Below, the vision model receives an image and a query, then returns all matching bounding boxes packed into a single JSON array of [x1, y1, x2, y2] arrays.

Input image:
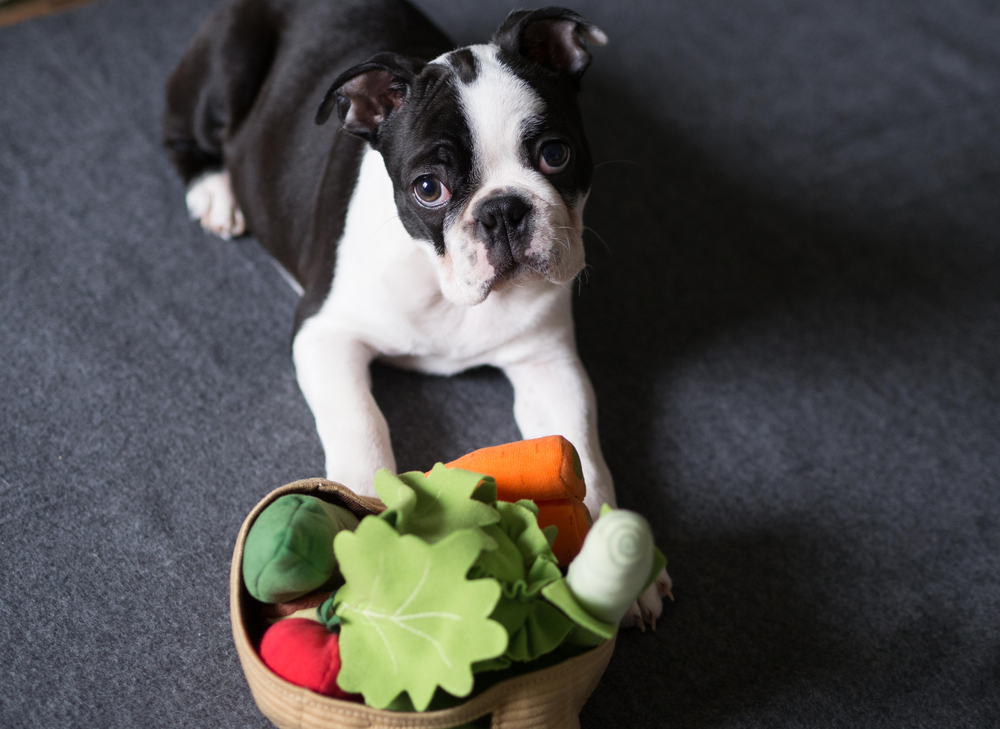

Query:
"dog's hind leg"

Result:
[[162, 0, 277, 238], [184, 171, 246, 239]]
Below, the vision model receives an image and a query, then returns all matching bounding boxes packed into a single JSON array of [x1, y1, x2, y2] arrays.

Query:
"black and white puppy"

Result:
[[164, 0, 669, 624]]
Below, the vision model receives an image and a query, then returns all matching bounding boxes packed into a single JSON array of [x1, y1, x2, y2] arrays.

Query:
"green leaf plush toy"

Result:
[[322, 465, 665, 710], [331, 518, 508, 711]]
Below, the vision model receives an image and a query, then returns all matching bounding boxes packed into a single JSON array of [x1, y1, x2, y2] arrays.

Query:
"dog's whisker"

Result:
[[372, 213, 402, 235], [536, 198, 569, 214], [583, 225, 612, 254], [593, 158, 638, 171]]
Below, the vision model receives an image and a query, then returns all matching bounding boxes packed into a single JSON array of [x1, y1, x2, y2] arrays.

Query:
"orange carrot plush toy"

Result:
[[444, 435, 592, 565]]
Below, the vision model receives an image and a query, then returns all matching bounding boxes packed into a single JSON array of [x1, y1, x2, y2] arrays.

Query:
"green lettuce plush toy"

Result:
[[320, 466, 666, 711]]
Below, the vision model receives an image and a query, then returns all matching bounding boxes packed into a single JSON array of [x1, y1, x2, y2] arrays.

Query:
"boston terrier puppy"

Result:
[[164, 0, 669, 624]]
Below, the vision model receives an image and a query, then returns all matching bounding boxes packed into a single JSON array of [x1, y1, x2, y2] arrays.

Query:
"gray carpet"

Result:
[[1, 0, 998, 726]]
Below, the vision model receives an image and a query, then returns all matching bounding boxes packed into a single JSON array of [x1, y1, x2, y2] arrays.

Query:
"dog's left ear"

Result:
[[493, 7, 607, 80], [316, 52, 424, 141]]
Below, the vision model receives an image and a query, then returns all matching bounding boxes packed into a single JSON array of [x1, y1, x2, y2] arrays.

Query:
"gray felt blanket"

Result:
[[1, 0, 998, 727]]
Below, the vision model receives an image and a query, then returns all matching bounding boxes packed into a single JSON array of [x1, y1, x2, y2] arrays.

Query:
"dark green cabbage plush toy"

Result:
[[242, 494, 358, 603]]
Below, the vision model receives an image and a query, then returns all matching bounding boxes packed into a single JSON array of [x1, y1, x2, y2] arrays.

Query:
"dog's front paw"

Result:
[[186, 170, 246, 239], [620, 566, 673, 631]]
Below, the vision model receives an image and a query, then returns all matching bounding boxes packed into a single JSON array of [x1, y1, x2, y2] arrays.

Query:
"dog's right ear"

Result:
[[316, 53, 423, 141]]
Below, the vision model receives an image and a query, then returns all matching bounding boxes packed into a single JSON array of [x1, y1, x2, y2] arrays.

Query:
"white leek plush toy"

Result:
[[566, 508, 656, 625]]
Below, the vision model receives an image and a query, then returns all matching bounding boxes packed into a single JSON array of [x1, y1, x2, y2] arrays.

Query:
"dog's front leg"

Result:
[[503, 348, 672, 628], [501, 348, 615, 518], [292, 323, 395, 497]]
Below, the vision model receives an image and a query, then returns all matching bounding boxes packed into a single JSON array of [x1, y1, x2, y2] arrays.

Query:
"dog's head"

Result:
[[317, 8, 606, 306]]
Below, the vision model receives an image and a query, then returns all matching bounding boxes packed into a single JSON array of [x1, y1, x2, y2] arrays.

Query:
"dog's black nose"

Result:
[[478, 195, 529, 230], [474, 194, 533, 266]]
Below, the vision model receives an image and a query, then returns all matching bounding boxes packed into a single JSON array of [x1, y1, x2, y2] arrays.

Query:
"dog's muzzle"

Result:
[[474, 193, 534, 275]]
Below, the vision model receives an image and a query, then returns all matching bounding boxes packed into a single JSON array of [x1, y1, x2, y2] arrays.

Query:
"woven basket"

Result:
[[230, 478, 616, 729]]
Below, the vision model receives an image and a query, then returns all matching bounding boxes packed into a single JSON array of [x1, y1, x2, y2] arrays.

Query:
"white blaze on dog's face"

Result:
[[319, 9, 606, 306], [435, 45, 587, 306]]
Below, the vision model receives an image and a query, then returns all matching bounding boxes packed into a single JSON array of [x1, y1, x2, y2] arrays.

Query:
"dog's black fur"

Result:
[[164, 0, 601, 332], [163, 0, 454, 330]]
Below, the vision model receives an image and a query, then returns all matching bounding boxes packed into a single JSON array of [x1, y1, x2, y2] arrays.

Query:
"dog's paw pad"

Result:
[[186, 171, 246, 239]]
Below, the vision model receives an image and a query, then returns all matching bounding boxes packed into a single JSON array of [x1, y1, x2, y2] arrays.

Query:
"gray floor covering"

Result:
[[1, 0, 998, 726]]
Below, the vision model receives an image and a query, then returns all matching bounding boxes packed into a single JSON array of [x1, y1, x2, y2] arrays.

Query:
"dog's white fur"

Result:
[[190, 40, 669, 625], [438, 46, 586, 306], [291, 145, 615, 515]]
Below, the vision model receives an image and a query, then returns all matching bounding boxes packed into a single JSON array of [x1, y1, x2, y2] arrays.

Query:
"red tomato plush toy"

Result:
[[259, 618, 357, 699]]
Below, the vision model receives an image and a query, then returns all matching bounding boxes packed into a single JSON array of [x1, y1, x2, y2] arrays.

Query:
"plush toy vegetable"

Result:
[[242, 494, 358, 603], [444, 436, 591, 566], [566, 506, 656, 624], [260, 590, 332, 623], [322, 464, 665, 710], [258, 618, 357, 699], [243, 437, 668, 711], [328, 516, 508, 710]]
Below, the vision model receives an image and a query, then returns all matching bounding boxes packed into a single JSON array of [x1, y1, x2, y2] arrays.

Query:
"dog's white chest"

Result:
[[311, 149, 570, 374]]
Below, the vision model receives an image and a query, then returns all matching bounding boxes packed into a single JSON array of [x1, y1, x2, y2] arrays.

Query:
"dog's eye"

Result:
[[539, 141, 570, 174], [413, 175, 451, 207]]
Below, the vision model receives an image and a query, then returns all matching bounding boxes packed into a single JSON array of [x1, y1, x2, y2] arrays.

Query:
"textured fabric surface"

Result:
[[1, 0, 998, 727]]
